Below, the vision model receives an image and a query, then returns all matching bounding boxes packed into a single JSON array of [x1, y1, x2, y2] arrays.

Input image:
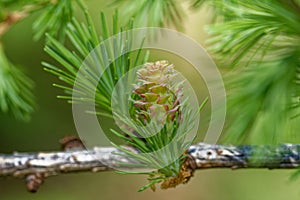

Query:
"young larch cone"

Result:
[[131, 60, 183, 125]]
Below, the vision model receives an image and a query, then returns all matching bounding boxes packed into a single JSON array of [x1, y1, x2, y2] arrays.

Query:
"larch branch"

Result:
[[1, 143, 300, 180]]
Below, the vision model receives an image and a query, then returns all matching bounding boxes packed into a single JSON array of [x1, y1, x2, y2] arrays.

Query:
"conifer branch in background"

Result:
[[0, 45, 35, 120], [0, 0, 83, 120], [110, 0, 185, 30], [195, 0, 300, 144]]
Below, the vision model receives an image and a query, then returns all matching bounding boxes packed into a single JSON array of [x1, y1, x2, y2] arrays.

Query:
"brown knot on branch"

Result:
[[161, 154, 197, 189]]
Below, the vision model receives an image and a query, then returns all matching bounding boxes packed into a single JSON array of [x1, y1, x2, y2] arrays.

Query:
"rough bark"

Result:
[[1, 143, 300, 180]]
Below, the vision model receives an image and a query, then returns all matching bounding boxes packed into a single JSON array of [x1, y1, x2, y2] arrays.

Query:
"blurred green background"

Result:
[[1, 1, 300, 200]]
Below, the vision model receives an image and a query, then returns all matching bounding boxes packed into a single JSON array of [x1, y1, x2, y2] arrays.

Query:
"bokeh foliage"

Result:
[[0, 0, 82, 120], [202, 0, 300, 144]]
